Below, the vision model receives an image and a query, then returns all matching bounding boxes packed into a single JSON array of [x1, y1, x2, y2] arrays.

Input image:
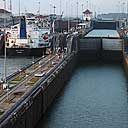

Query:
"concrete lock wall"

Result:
[[42, 54, 77, 113], [0, 53, 77, 128], [102, 39, 122, 51], [102, 39, 123, 62], [79, 38, 102, 50], [123, 55, 128, 77], [124, 37, 128, 53], [92, 21, 118, 30], [78, 38, 102, 61], [78, 37, 123, 62]]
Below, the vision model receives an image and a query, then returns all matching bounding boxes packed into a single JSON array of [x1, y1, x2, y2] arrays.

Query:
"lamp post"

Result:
[[38, 1, 40, 16], [127, 1, 128, 19], [10, 0, 12, 13], [19, 0, 20, 17], [60, 0, 62, 15], [2, 0, 9, 99], [52, 5, 56, 33], [122, 2, 125, 14], [3, 0, 7, 85], [86, 1, 88, 9], [76, 1, 78, 19], [66, 0, 70, 32], [53, 5, 56, 15], [82, 4, 84, 21], [50, 3, 52, 14]]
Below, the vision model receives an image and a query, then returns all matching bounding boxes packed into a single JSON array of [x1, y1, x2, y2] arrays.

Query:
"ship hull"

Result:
[[6, 48, 46, 57]]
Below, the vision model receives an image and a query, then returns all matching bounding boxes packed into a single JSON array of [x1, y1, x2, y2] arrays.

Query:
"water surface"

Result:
[[38, 63, 128, 128], [0, 57, 32, 79]]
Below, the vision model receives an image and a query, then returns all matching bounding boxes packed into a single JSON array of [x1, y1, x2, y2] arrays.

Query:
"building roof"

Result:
[[83, 9, 92, 14], [0, 9, 11, 14]]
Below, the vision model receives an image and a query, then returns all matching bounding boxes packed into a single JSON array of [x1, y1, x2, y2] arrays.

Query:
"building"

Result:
[[83, 9, 92, 21], [0, 9, 12, 20], [0, 9, 12, 27]]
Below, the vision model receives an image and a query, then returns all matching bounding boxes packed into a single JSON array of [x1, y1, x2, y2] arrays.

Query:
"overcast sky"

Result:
[[0, 0, 127, 16]]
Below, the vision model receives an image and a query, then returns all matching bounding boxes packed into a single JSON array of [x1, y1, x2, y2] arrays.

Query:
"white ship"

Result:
[[5, 16, 52, 56]]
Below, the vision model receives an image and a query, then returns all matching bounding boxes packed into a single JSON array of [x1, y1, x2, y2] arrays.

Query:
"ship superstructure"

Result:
[[5, 16, 52, 56]]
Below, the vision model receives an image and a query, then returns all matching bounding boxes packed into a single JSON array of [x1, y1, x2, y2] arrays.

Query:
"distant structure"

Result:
[[83, 9, 92, 21], [0, 9, 12, 22], [97, 13, 128, 20], [25, 13, 35, 18]]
